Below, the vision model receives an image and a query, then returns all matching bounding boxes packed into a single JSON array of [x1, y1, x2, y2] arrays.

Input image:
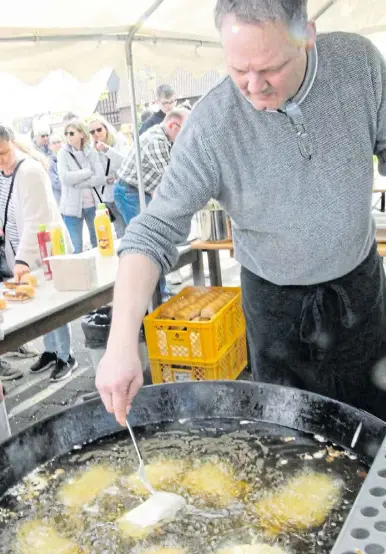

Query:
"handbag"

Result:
[[68, 152, 116, 223]]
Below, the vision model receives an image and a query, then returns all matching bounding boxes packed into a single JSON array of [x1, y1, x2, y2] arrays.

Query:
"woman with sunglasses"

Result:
[[57, 120, 107, 253], [88, 115, 128, 238]]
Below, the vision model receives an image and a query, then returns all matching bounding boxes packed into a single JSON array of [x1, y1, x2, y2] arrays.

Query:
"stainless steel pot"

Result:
[[196, 201, 232, 241]]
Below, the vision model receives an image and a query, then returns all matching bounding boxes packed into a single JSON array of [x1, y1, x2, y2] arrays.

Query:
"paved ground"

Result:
[[3, 249, 242, 436]]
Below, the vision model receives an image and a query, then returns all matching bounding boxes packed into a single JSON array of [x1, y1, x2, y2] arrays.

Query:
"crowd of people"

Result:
[[0, 83, 191, 398]]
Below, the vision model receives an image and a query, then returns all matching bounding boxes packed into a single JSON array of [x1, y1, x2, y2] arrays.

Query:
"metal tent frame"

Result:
[[0, 0, 337, 209]]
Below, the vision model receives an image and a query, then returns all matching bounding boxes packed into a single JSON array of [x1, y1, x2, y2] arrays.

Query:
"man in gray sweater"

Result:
[[96, 0, 386, 424]]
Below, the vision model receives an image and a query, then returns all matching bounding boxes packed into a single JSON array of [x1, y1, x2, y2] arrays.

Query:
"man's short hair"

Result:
[[214, 0, 308, 30], [164, 107, 190, 125], [156, 84, 175, 101]]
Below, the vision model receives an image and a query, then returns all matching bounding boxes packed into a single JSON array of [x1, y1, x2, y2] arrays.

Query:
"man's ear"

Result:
[[305, 21, 316, 51]]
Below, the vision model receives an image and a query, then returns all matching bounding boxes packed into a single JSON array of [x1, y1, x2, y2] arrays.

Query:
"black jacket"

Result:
[[139, 110, 165, 135]]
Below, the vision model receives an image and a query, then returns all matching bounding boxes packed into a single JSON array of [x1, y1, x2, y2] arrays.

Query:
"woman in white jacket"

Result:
[[88, 115, 127, 238], [0, 124, 77, 384], [57, 120, 108, 253]]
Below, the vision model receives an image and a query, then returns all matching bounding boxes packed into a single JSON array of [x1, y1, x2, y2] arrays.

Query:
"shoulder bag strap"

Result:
[[3, 159, 26, 254]]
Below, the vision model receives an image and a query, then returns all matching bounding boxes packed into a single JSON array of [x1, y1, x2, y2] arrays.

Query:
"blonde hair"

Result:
[[88, 113, 117, 148], [64, 119, 91, 149], [0, 124, 48, 170]]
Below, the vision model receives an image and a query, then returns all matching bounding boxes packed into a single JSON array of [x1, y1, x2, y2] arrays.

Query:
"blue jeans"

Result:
[[114, 181, 151, 225], [114, 181, 168, 295], [43, 324, 71, 362], [63, 207, 97, 254]]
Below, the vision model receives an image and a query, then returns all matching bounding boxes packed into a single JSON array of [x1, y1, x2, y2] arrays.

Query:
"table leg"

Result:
[[382, 193, 385, 213], [192, 250, 205, 286], [207, 250, 222, 287]]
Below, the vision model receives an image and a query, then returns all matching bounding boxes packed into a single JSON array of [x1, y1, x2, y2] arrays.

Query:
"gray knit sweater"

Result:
[[119, 32, 386, 286]]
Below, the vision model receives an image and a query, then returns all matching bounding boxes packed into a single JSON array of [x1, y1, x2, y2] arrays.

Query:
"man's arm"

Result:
[[370, 42, 386, 175], [96, 121, 219, 425], [147, 137, 170, 176]]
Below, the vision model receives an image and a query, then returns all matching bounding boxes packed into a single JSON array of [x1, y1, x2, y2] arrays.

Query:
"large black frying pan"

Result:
[[0, 381, 385, 497]]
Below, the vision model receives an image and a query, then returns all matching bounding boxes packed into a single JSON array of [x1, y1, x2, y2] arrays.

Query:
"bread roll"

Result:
[[174, 291, 218, 321], [3, 280, 18, 290], [4, 285, 35, 301], [21, 274, 37, 287], [201, 292, 234, 320], [159, 289, 209, 319]]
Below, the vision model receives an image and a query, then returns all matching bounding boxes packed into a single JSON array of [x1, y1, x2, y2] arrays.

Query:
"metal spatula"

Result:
[[121, 420, 186, 529], [126, 421, 155, 495]]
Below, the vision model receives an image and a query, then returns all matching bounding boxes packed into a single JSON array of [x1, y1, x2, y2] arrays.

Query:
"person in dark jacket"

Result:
[[139, 85, 177, 135]]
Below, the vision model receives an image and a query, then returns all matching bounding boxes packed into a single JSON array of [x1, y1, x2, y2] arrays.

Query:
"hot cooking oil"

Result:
[[0, 420, 368, 554]]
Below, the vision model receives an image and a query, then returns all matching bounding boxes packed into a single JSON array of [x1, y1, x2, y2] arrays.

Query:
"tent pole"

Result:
[[125, 0, 165, 213], [125, 40, 146, 212], [312, 0, 340, 21]]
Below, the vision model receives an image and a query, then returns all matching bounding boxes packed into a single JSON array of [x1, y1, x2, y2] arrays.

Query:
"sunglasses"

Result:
[[64, 131, 76, 137], [90, 127, 103, 135]]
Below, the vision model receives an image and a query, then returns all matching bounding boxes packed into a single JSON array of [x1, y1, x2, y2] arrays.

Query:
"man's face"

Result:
[[221, 15, 315, 111], [36, 133, 49, 147], [49, 138, 63, 154], [166, 116, 188, 143], [158, 95, 177, 114]]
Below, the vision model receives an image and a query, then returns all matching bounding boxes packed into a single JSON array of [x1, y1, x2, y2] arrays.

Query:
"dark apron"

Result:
[[241, 242, 386, 421]]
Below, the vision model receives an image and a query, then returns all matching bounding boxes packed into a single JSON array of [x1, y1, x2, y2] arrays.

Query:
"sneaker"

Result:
[[50, 356, 78, 383], [30, 352, 57, 374], [0, 359, 23, 381], [8, 345, 39, 359], [67, 355, 78, 372]]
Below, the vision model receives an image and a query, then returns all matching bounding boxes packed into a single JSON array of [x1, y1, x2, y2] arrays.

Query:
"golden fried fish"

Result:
[[254, 472, 341, 535], [124, 459, 186, 496], [58, 466, 119, 509], [182, 460, 248, 507], [16, 520, 86, 554]]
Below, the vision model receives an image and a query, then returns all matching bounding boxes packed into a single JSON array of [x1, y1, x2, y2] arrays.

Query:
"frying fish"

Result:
[[124, 459, 186, 496], [182, 460, 248, 507], [254, 472, 341, 535], [16, 520, 86, 554], [58, 466, 119, 509]]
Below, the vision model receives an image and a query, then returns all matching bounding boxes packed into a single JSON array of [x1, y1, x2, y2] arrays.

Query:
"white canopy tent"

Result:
[[1, 0, 386, 84], [1, 0, 386, 208]]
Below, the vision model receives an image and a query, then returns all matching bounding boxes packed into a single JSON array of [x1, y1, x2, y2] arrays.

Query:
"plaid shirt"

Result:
[[117, 124, 172, 194]]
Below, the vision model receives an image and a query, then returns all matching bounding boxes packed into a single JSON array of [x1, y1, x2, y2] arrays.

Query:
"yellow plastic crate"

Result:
[[144, 286, 245, 363], [150, 333, 248, 384]]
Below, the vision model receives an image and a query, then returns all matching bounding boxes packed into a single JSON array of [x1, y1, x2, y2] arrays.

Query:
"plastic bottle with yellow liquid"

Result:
[[50, 226, 66, 256], [94, 203, 115, 256]]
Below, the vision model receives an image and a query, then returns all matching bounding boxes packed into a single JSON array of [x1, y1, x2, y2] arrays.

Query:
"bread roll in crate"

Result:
[[144, 286, 245, 363]]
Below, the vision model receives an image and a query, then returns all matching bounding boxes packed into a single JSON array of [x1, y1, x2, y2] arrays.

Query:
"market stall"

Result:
[[0, 243, 204, 355]]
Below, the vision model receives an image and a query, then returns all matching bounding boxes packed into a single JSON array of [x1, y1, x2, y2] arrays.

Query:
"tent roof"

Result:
[[1, 0, 386, 84]]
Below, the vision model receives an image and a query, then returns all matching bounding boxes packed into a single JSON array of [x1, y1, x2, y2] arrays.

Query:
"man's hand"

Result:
[[95, 142, 109, 153], [96, 347, 144, 426], [13, 263, 30, 283]]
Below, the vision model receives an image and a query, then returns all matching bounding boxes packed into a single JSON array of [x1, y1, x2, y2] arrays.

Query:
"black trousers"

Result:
[[241, 242, 386, 421]]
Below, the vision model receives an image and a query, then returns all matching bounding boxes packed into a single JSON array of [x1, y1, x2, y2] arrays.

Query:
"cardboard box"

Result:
[[46, 255, 97, 291]]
